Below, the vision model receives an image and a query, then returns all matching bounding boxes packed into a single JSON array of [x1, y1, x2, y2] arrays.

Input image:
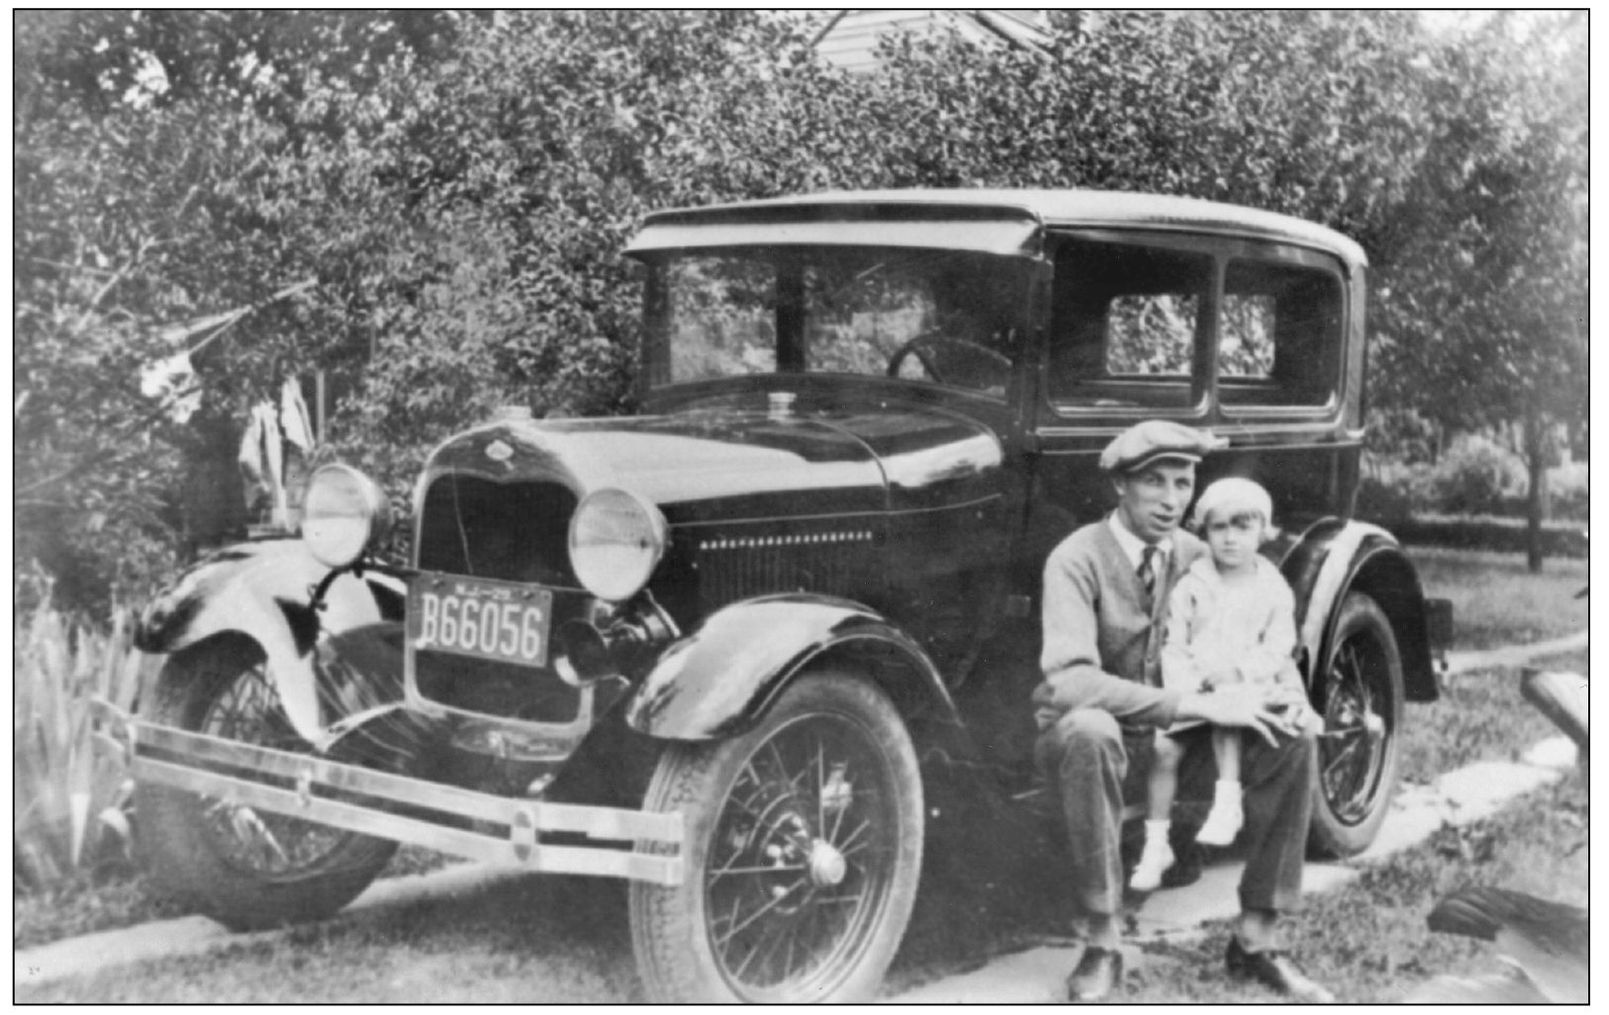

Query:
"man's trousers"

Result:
[[1034, 708, 1316, 917]]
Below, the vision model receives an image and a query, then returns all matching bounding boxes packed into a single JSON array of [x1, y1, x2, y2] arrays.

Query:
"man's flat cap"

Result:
[[1099, 420, 1225, 474]]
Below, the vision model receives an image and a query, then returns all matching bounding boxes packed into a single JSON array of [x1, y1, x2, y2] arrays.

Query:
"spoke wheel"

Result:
[[631, 671, 923, 1002], [1308, 593, 1404, 858], [195, 665, 355, 879], [136, 636, 396, 930]]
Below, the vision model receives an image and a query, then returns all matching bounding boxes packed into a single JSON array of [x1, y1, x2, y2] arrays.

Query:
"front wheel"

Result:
[[135, 636, 397, 929], [630, 671, 924, 1002], [1308, 593, 1405, 858]]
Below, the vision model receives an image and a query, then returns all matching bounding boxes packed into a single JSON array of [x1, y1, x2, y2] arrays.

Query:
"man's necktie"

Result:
[[1138, 545, 1159, 599]]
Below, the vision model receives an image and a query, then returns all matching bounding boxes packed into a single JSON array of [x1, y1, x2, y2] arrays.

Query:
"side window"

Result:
[[1107, 294, 1199, 374], [1219, 259, 1342, 408], [1049, 241, 1212, 409]]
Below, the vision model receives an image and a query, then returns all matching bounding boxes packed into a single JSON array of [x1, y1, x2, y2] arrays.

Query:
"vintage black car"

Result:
[[109, 190, 1448, 1002]]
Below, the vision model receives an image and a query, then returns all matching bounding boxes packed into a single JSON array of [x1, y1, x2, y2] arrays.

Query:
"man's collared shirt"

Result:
[[1107, 511, 1174, 573]]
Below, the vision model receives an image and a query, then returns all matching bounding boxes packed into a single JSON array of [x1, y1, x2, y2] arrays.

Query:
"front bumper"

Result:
[[91, 701, 684, 886]]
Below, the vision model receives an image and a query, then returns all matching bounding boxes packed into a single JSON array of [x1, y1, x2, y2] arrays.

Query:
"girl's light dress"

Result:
[[1159, 555, 1303, 733]]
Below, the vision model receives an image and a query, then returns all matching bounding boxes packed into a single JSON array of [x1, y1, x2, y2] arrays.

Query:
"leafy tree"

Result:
[[1366, 14, 1587, 569], [14, 10, 465, 121], [13, 13, 453, 607], [13, 9, 1587, 606]]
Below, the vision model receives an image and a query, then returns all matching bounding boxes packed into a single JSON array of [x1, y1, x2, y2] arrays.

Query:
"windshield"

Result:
[[642, 247, 1030, 397]]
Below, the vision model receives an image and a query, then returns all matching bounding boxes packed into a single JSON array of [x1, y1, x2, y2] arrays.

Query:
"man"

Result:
[[1034, 420, 1332, 1003]]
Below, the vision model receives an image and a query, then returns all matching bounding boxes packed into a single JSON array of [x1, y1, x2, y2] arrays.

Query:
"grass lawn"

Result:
[[1397, 651, 1583, 784], [880, 654, 1586, 1000], [17, 875, 642, 1003], [1406, 545, 1587, 650], [12, 844, 454, 952], [1121, 772, 1587, 1004], [22, 765, 1583, 1004], [15, 547, 1588, 999]]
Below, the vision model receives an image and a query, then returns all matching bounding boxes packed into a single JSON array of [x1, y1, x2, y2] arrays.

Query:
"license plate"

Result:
[[407, 573, 554, 667]]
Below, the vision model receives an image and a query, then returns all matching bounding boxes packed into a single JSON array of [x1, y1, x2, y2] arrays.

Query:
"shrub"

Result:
[[1357, 452, 1437, 526], [1364, 407, 1439, 465], [1391, 514, 1587, 558], [13, 595, 146, 891], [1428, 434, 1527, 516], [1547, 460, 1589, 521]]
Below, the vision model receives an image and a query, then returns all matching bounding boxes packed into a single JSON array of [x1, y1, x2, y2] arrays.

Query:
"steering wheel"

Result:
[[886, 332, 1013, 389]]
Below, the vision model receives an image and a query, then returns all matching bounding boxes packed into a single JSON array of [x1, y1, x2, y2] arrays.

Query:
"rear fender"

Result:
[[624, 594, 959, 741], [136, 539, 406, 741], [1281, 519, 1439, 703]]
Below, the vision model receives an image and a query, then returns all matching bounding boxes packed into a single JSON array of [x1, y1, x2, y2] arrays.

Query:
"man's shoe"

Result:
[[1065, 946, 1124, 1002], [1226, 937, 1335, 1003]]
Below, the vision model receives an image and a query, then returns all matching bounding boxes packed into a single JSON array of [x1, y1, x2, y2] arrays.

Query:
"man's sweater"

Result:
[[1033, 519, 1208, 731]]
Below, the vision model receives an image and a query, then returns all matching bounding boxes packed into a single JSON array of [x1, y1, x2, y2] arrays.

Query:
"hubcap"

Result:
[[808, 839, 848, 887]]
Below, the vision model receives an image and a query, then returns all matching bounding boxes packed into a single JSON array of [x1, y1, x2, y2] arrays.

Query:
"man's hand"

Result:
[[1179, 685, 1293, 747], [1267, 683, 1324, 737]]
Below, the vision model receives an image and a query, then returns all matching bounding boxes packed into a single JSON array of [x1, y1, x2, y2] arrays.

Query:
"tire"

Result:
[[135, 636, 397, 930], [629, 671, 924, 1002], [1308, 593, 1405, 858]]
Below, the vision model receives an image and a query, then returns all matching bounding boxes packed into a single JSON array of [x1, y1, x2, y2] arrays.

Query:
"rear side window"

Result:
[[1049, 241, 1212, 410], [1218, 259, 1342, 409]]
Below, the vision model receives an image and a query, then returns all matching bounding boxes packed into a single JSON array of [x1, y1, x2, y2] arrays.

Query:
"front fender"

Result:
[[137, 539, 406, 741], [624, 594, 957, 740], [1281, 519, 1439, 703]]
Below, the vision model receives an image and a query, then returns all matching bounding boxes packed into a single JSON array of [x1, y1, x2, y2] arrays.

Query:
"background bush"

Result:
[[1427, 434, 1529, 516], [1359, 431, 1586, 528], [1544, 461, 1590, 522]]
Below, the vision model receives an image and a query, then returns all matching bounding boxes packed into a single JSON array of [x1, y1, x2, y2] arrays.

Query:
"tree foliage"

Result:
[[13, 10, 1588, 604]]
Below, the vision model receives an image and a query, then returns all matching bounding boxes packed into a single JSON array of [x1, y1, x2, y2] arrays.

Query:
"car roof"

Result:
[[632, 188, 1367, 268]]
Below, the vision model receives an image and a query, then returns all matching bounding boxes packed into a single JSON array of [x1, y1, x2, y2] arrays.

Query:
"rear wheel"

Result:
[[136, 637, 396, 930], [630, 671, 923, 1002], [1308, 593, 1404, 858]]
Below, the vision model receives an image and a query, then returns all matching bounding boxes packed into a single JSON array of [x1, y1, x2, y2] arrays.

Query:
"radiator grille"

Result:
[[412, 651, 582, 724], [417, 476, 578, 586]]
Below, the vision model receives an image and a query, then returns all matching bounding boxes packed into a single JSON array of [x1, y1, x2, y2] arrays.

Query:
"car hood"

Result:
[[422, 406, 1004, 525]]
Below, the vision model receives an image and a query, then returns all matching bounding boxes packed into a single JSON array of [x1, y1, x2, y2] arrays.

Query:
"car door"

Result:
[[1022, 231, 1219, 568]]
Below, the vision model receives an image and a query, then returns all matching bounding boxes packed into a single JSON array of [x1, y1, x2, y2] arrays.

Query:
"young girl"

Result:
[[1129, 477, 1309, 892]]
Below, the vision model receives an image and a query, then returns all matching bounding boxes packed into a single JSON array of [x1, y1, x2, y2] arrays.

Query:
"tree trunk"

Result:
[[1524, 407, 1546, 573]]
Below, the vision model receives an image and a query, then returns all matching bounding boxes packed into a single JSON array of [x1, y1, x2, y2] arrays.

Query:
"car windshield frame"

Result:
[[636, 245, 1035, 401]]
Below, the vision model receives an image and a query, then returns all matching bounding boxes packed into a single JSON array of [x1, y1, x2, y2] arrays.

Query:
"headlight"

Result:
[[301, 464, 387, 568], [568, 487, 668, 601]]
